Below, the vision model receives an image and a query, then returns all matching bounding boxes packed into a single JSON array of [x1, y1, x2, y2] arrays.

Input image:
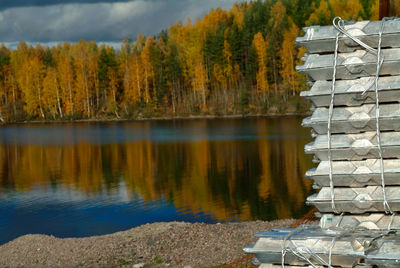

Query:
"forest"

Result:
[[0, 0, 383, 122]]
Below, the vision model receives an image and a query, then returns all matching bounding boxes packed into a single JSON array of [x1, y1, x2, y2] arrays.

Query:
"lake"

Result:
[[0, 117, 314, 245]]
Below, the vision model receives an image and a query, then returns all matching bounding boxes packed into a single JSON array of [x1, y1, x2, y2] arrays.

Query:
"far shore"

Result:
[[3, 111, 311, 125]]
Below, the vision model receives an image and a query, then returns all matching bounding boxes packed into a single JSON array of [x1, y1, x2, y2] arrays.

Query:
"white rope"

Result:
[[289, 246, 328, 268], [335, 212, 345, 228], [281, 227, 300, 268], [281, 225, 336, 268], [326, 30, 340, 214], [284, 239, 335, 268], [332, 17, 377, 96], [328, 236, 337, 267], [388, 212, 396, 231], [370, 17, 392, 214]]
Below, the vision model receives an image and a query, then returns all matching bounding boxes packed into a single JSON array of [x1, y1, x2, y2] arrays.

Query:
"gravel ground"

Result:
[[0, 219, 296, 268]]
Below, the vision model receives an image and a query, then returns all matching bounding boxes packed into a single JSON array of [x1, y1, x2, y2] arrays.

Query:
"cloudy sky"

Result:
[[0, 0, 240, 48]]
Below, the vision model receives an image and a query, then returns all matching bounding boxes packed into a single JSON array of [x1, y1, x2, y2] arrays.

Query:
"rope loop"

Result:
[[332, 16, 377, 55]]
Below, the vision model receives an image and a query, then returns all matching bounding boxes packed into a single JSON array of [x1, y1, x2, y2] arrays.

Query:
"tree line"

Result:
[[0, 0, 380, 122]]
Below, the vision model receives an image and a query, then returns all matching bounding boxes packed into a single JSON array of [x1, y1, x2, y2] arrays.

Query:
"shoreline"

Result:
[[4, 112, 311, 125], [0, 219, 296, 267]]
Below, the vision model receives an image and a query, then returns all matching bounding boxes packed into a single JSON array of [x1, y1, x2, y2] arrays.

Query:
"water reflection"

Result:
[[0, 117, 314, 243]]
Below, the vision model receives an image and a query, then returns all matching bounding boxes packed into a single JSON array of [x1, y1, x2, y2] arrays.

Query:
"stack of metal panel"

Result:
[[244, 18, 400, 267]]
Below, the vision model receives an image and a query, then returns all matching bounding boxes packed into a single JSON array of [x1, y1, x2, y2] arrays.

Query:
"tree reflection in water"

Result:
[[0, 117, 314, 222]]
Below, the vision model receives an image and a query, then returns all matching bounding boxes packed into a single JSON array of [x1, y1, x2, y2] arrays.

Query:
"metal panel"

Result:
[[306, 159, 400, 187], [301, 76, 400, 107], [307, 186, 400, 213], [320, 213, 400, 230], [296, 48, 400, 80], [296, 19, 400, 53], [303, 103, 400, 134], [304, 131, 400, 161]]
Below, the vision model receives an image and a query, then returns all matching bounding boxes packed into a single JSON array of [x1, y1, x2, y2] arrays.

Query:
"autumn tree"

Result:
[[329, 0, 364, 20], [98, 46, 118, 111], [107, 67, 119, 117], [253, 32, 269, 103], [370, 0, 379, 20], [42, 67, 60, 118], [120, 34, 145, 108], [306, 0, 332, 26], [141, 36, 156, 104], [21, 56, 45, 118], [55, 44, 75, 117], [119, 39, 136, 112], [0, 45, 13, 121], [72, 41, 93, 117], [268, 0, 287, 96], [279, 19, 299, 97], [163, 36, 182, 114]]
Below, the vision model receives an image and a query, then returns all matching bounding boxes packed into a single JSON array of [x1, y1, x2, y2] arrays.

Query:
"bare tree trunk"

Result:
[[135, 57, 141, 99], [113, 89, 120, 118], [123, 103, 128, 115], [55, 77, 63, 118], [151, 68, 156, 98], [201, 80, 206, 108], [289, 49, 296, 96], [37, 86, 45, 119], [273, 58, 278, 97], [95, 75, 99, 110], [172, 76, 176, 114], [0, 108, 4, 122], [144, 67, 150, 103], [68, 73, 73, 115], [11, 74, 17, 116], [83, 71, 91, 118]]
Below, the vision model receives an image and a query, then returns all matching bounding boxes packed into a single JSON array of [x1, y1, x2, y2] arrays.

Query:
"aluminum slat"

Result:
[[305, 131, 400, 161], [296, 48, 400, 80], [300, 76, 400, 107], [307, 159, 400, 187], [296, 19, 400, 53], [303, 103, 400, 134]]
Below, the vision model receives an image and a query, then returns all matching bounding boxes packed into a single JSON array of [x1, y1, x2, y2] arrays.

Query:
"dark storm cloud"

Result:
[[0, 0, 240, 44], [0, 0, 133, 11]]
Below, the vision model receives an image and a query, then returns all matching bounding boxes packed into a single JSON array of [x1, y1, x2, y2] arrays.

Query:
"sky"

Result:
[[0, 0, 241, 49]]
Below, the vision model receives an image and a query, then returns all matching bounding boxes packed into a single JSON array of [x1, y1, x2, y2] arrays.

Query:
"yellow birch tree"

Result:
[[253, 32, 269, 103], [279, 20, 300, 96], [42, 67, 60, 119], [329, 0, 364, 20]]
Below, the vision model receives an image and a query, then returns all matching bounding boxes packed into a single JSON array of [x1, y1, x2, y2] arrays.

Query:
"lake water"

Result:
[[0, 117, 314, 245]]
